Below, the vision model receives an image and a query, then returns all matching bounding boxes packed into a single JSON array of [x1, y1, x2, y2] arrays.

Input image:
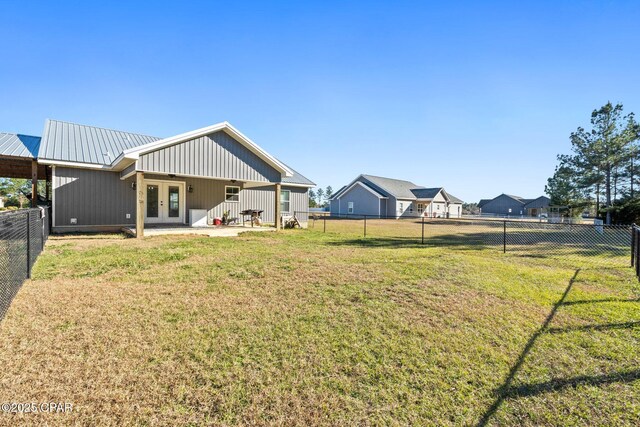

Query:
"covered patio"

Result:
[[121, 223, 275, 238], [0, 133, 49, 208]]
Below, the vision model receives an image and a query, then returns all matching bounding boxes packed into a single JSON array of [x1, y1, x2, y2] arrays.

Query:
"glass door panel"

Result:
[[146, 185, 159, 218], [168, 186, 180, 218]]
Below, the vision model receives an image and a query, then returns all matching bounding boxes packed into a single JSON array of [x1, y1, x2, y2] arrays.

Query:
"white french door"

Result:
[[144, 180, 185, 224]]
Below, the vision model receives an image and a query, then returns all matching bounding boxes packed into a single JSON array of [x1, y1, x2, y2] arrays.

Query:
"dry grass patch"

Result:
[[0, 230, 638, 426]]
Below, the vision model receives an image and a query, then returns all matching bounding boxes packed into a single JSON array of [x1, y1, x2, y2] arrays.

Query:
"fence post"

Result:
[[323, 216, 326, 233], [364, 215, 367, 238], [26, 210, 31, 279], [41, 209, 45, 251], [636, 229, 640, 280], [421, 216, 425, 244], [503, 220, 506, 254], [632, 224, 636, 267]]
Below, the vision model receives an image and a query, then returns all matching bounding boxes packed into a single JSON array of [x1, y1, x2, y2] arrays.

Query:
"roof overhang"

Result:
[[112, 121, 293, 177]]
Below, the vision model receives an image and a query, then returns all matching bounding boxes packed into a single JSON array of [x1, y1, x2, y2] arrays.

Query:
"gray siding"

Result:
[[120, 162, 136, 178], [139, 130, 282, 183], [53, 167, 308, 229], [333, 184, 382, 216], [53, 167, 136, 228], [480, 195, 525, 216]]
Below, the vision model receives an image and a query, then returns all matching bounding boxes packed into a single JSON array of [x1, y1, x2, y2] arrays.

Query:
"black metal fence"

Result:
[[631, 225, 640, 280], [0, 208, 49, 321], [297, 212, 632, 267]]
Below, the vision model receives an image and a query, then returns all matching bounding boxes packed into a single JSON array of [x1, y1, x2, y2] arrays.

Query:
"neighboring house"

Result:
[[329, 174, 463, 218], [478, 194, 550, 217], [0, 120, 314, 236]]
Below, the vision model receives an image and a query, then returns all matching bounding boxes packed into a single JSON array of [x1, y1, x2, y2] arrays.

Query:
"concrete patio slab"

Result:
[[121, 225, 276, 238]]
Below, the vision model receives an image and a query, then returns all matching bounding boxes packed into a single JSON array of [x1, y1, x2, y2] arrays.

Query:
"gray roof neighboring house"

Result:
[[332, 174, 463, 203], [411, 187, 444, 199], [479, 194, 550, 209], [360, 174, 420, 200], [0, 132, 41, 159], [445, 191, 464, 204]]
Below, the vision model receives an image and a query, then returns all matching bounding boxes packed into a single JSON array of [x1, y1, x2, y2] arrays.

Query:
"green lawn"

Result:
[[0, 229, 638, 426]]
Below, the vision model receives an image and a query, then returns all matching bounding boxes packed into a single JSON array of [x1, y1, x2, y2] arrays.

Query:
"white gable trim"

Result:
[[336, 181, 388, 199], [114, 121, 293, 177]]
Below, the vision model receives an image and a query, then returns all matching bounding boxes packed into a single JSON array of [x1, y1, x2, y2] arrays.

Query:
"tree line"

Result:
[[546, 102, 640, 224], [309, 186, 333, 208]]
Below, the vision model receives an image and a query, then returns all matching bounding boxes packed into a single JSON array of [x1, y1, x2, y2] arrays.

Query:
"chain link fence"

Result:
[[0, 208, 49, 322], [298, 212, 632, 267]]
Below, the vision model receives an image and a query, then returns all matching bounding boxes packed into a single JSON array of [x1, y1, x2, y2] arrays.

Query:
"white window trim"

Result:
[[280, 189, 291, 213], [225, 185, 240, 202], [348, 201, 354, 214]]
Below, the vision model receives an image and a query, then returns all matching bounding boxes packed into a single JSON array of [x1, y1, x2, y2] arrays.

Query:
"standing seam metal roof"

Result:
[[39, 119, 161, 165], [34, 119, 314, 185], [0, 132, 41, 159]]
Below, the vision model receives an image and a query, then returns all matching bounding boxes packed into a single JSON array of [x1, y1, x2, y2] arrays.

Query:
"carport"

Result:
[[0, 132, 49, 207]]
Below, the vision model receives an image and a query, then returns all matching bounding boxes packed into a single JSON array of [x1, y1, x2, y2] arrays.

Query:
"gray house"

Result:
[[1, 120, 314, 236], [478, 194, 550, 217], [329, 174, 463, 218]]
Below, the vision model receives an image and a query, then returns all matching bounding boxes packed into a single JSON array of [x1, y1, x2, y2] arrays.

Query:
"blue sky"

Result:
[[1, 1, 639, 202]]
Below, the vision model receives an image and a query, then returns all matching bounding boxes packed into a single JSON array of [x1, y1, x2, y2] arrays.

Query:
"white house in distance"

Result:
[[329, 174, 463, 218]]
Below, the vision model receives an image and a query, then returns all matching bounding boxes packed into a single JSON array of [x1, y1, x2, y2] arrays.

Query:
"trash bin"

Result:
[[213, 217, 222, 226]]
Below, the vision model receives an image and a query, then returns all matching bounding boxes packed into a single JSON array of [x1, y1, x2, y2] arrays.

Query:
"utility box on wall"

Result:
[[189, 209, 208, 227]]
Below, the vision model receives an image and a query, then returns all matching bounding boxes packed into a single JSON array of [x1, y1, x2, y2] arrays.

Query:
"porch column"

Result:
[[136, 172, 145, 238], [45, 165, 50, 202], [274, 183, 282, 229], [31, 160, 38, 208]]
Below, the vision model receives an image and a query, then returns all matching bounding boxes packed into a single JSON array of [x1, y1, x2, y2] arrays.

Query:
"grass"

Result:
[[0, 228, 638, 426]]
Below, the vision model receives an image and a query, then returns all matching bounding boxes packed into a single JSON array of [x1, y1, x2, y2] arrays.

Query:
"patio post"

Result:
[[275, 183, 282, 229], [136, 172, 145, 238], [31, 160, 38, 208]]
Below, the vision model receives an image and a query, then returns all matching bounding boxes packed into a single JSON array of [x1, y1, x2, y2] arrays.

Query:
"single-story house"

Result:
[[329, 174, 463, 218], [0, 120, 314, 236], [478, 194, 550, 217]]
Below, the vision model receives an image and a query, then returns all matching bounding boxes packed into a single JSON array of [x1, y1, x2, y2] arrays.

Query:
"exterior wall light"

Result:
[[188, 185, 193, 193]]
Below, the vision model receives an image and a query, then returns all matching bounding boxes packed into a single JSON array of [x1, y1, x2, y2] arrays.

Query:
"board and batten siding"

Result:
[[138, 130, 282, 183], [143, 174, 308, 224], [53, 167, 309, 230], [53, 166, 136, 229]]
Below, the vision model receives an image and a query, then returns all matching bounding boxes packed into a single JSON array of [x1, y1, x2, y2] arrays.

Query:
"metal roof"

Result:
[[38, 119, 161, 166], [0, 132, 41, 159], [280, 164, 315, 186], [36, 119, 313, 185]]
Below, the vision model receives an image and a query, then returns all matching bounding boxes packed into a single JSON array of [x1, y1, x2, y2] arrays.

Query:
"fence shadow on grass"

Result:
[[476, 268, 640, 426], [324, 231, 629, 262]]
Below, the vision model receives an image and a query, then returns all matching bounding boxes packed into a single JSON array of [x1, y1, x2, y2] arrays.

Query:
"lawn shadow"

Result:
[[325, 231, 629, 262], [476, 268, 640, 426]]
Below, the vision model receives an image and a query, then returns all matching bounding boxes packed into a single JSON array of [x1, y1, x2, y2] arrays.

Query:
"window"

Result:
[[399, 202, 404, 212], [225, 185, 240, 202], [409, 204, 413, 213], [281, 190, 291, 213], [436, 204, 440, 210], [348, 202, 354, 214], [417, 203, 424, 213]]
